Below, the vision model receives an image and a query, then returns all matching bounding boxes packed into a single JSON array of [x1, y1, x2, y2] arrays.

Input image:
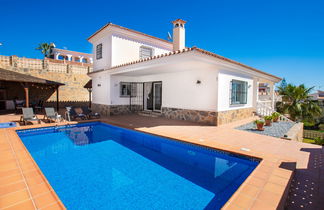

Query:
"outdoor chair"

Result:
[[65, 107, 87, 121], [81, 106, 100, 119], [44, 107, 62, 123], [20, 108, 40, 125]]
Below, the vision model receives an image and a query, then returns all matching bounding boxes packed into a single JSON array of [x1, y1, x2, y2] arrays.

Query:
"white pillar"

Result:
[[270, 82, 275, 109], [55, 52, 60, 60], [79, 56, 84, 63], [67, 54, 72, 61], [252, 78, 258, 108], [89, 58, 93, 64]]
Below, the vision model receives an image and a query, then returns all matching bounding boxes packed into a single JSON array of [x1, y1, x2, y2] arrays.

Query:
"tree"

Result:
[[35, 42, 55, 58], [277, 84, 322, 122], [279, 78, 287, 90]]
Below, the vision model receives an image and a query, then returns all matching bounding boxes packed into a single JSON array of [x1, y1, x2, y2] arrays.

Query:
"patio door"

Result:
[[153, 82, 162, 111], [144, 82, 162, 111]]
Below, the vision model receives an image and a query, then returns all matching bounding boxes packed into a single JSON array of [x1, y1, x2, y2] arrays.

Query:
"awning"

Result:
[[84, 80, 92, 89]]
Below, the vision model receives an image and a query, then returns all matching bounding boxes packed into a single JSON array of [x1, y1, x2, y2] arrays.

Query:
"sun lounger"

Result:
[[81, 106, 100, 119], [44, 107, 62, 122], [20, 108, 40, 125], [65, 107, 87, 121]]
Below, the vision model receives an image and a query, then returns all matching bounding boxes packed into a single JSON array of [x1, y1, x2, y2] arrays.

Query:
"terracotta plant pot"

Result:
[[256, 123, 264, 131], [265, 119, 272, 126]]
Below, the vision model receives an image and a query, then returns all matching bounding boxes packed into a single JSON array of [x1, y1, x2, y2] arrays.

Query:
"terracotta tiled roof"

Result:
[[87, 23, 172, 44], [0, 68, 64, 86], [89, 47, 281, 80]]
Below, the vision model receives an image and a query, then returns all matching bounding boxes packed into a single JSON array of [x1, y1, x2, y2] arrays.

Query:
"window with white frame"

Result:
[[96, 44, 102, 60], [230, 80, 248, 105], [139, 46, 153, 59], [120, 82, 137, 97]]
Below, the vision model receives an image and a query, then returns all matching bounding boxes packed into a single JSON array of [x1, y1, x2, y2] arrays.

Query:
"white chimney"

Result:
[[172, 19, 186, 51]]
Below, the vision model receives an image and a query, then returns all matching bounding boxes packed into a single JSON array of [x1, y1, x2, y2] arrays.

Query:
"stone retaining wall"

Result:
[[92, 103, 254, 126], [216, 108, 255, 125], [92, 103, 142, 116], [161, 107, 217, 125]]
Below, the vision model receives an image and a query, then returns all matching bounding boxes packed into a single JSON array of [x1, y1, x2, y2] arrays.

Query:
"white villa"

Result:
[[88, 19, 281, 125]]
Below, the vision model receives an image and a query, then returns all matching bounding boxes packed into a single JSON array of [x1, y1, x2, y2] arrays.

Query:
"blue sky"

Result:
[[1, 0, 323, 90]]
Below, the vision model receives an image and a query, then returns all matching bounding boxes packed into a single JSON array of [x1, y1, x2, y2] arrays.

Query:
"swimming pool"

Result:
[[18, 122, 259, 210]]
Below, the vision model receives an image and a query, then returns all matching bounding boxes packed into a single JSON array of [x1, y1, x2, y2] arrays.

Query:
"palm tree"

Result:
[[35, 43, 55, 58], [277, 84, 322, 121]]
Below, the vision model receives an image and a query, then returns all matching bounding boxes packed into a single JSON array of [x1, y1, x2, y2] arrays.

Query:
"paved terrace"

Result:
[[0, 113, 323, 209]]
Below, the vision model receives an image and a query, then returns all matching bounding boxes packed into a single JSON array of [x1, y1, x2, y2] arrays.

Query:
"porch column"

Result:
[[20, 83, 29, 108], [56, 86, 59, 111], [252, 78, 258, 108], [67, 54, 72, 61], [269, 82, 275, 109]]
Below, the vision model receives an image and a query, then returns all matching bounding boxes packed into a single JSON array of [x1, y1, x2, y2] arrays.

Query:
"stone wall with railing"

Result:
[[0, 55, 93, 102]]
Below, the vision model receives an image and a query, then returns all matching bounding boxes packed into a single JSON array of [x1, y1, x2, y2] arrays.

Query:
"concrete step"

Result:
[[137, 111, 162, 118]]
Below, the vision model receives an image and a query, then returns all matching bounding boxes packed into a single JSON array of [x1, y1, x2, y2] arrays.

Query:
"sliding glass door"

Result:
[[144, 82, 162, 111]]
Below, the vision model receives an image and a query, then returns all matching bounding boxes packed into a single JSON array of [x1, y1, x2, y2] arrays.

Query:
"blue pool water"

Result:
[[0, 122, 16, 128], [18, 122, 259, 210]]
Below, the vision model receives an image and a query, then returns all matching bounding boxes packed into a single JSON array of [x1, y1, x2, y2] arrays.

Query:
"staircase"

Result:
[[256, 101, 293, 122], [137, 110, 162, 118]]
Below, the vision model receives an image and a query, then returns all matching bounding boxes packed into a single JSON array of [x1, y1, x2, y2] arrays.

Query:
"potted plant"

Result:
[[254, 120, 265, 131], [272, 112, 280, 122], [264, 115, 273, 126]]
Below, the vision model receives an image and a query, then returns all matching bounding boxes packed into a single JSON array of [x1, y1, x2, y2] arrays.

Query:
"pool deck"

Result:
[[0, 113, 323, 209]]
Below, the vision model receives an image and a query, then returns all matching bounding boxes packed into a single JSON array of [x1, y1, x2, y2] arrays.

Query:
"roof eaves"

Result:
[[87, 23, 172, 45], [89, 47, 281, 81]]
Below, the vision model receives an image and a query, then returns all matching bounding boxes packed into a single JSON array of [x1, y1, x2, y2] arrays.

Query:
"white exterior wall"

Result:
[[217, 70, 254, 111], [109, 68, 218, 111], [91, 71, 111, 105], [92, 36, 112, 71], [111, 35, 170, 67]]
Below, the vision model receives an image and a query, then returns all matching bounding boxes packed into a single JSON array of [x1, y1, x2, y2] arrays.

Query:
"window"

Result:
[[120, 82, 137, 97], [96, 44, 102, 60], [230, 80, 248, 105], [140, 46, 153, 59]]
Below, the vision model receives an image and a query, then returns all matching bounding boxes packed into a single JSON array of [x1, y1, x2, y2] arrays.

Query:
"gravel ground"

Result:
[[236, 121, 296, 138]]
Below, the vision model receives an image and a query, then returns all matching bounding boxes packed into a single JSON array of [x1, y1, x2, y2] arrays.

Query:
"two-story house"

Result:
[[87, 19, 281, 125]]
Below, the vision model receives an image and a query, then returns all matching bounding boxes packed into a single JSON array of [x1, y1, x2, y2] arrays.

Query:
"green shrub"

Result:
[[264, 116, 273, 121], [319, 124, 324, 131], [254, 120, 264, 124], [314, 137, 324, 145], [272, 112, 280, 118]]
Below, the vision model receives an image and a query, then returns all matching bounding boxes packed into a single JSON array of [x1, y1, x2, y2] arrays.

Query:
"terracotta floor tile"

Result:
[[0, 189, 30, 208], [268, 175, 289, 186], [42, 201, 65, 210], [239, 184, 261, 198], [29, 182, 52, 197], [232, 193, 255, 209], [264, 182, 286, 195], [0, 181, 26, 197], [247, 177, 266, 188], [251, 199, 276, 210], [3, 199, 35, 210], [25, 174, 44, 186], [0, 168, 20, 179], [0, 174, 23, 187], [34, 192, 58, 209], [0, 162, 18, 172]]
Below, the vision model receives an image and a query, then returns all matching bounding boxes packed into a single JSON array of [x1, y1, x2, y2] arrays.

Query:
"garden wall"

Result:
[[0, 55, 92, 103]]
